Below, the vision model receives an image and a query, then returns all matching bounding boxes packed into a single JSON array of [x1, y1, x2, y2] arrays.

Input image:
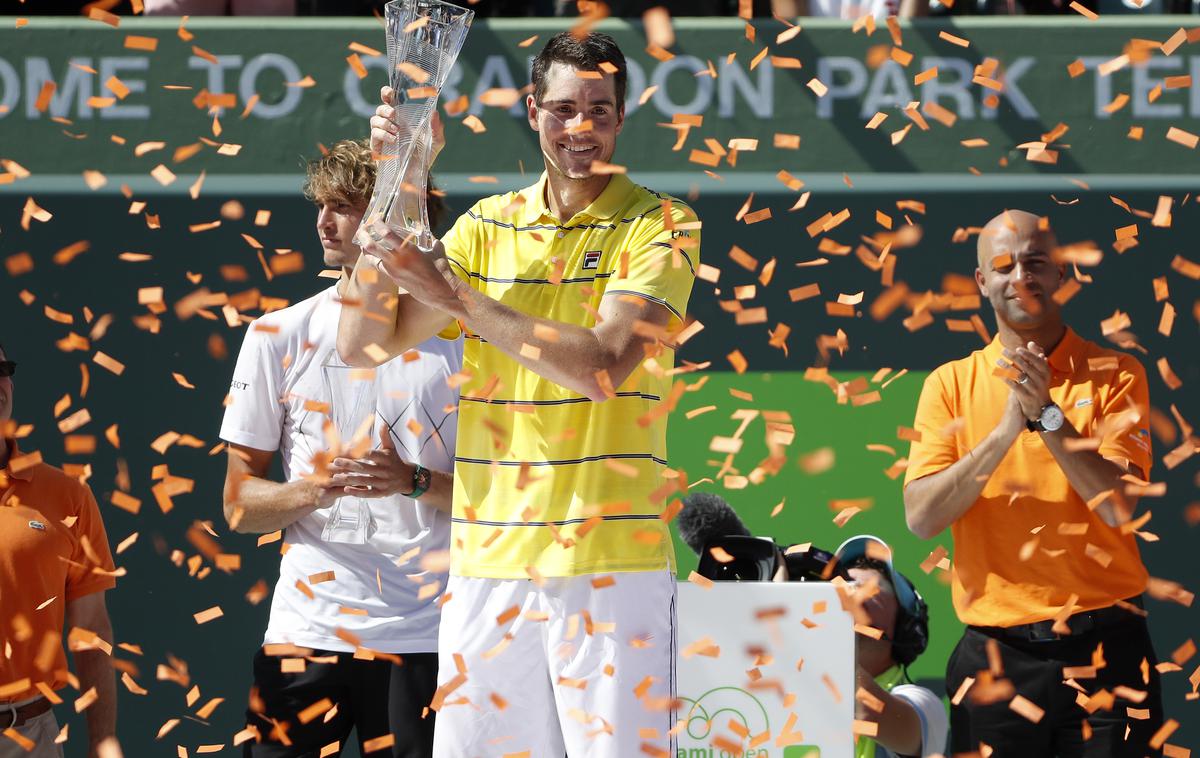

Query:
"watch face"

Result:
[[1041, 404, 1065, 432], [416, 467, 431, 489]]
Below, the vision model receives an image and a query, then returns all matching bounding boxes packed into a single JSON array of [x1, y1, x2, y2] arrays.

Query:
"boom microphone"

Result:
[[676, 492, 751, 555]]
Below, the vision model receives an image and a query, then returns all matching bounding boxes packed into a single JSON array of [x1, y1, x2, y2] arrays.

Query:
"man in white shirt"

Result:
[[837, 535, 948, 758], [220, 139, 461, 757]]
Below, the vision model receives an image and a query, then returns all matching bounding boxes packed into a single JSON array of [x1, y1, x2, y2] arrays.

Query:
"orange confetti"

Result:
[[1167, 127, 1198, 149], [193, 606, 223, 625], [1069, 1, 1099, 18], [124, 35, 158, 51]]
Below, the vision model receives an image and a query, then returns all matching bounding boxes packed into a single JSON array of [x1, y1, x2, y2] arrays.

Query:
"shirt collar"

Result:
[[520, 173, 633, 226], [982, 327, 1078, 373], [1046, 327, 1080, 373], [519, 173, 550, 226], [874, 664, 906, 690]]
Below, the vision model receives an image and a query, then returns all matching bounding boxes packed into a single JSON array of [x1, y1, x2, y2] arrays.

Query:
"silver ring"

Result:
[[1018, 374, 1029, 385]]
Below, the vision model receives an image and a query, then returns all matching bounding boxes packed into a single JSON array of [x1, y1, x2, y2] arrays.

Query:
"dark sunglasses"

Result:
[[0, 361, 16, 378]]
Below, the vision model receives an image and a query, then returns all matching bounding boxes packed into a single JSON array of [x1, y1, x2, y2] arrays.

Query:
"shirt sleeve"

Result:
[[219, 319, 286, 452], [66, 482, 117, 600], [603, 199, 699, 330], [440, 204, 480, 287], [1096, 354, 1153, 479], [890, 684, 949, 758], [904, 368, 960, 486]]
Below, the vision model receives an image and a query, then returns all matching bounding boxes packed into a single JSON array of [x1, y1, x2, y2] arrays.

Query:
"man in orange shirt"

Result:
[[903, 211, 1162, 755], [0, 343, 119, 757]]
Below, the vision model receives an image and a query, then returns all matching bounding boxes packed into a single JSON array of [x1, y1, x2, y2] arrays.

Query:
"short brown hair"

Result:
[[532, 31, 627, 109], [303, 139, 375, 208]]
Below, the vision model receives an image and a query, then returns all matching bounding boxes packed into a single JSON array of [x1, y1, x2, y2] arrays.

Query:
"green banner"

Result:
[[1, 17, 1199, 182]]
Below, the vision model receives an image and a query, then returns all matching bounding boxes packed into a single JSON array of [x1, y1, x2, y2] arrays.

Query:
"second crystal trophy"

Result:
[[321, 364, 379, 545], [358, 0, 474, 252]]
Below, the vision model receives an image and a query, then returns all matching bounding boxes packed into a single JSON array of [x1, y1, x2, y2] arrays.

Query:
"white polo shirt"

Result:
[[220, 285, 461, 654], [882, 683, 949, 758], [806, 0, 896, 19]]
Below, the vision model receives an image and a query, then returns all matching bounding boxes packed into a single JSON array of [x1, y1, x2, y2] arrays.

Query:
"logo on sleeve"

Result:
[[231, 380, 250, 391], [582, 251, 602, 270], [1130, 428, 1151, 452], [28, 520, 45, 531]]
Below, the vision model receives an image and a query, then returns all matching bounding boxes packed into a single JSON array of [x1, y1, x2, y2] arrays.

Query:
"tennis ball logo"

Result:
[[676, 686, 821, 757]]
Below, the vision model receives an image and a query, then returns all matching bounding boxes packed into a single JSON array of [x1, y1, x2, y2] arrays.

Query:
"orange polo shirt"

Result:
[[905, 329, 1152, 628], [1, 443, 116, 703]]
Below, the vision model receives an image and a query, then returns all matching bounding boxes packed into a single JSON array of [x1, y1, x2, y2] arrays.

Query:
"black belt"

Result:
[[972, 596, 1145, 643], [1, 697, 52, 729]]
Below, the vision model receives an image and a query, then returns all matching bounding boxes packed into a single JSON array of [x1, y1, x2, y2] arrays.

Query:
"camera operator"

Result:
[[677, 495, 946, 757], [834, 535, 947, 758]]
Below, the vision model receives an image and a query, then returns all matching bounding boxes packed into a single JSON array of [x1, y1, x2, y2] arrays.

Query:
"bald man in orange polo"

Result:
[[1, 341, 118, 757], [903, 211, 1163, 756]]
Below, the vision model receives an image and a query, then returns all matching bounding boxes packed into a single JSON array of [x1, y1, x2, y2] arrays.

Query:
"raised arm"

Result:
[[903, 373, 1025, 539], [463, 286, 670, 403], [355, 221, 681, 401], [855, 667, 924, 756], [336, 257, 453, 367], [1004, 343, 1148, 527], [339, 85, 454, 367], [903, 394, 1023, 538]]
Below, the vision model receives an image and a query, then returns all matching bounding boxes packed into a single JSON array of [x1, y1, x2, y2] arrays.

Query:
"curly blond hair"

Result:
[[302, 139, 448, 229], [303, 139, 376, 208]]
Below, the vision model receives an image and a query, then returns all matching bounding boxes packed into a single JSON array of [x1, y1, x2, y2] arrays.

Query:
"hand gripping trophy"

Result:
[[357, 0, 473, 252]]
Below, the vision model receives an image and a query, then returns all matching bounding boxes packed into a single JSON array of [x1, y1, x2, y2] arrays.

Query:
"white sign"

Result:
[[677, 582, 855, 758]]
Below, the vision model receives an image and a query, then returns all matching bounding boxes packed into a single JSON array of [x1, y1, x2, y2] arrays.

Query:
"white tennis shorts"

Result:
[[431, 569, 677, 757]]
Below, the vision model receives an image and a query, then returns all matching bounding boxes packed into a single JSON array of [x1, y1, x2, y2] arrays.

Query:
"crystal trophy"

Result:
[[357, 0, 474, 252], [321, 363, 379, 545]]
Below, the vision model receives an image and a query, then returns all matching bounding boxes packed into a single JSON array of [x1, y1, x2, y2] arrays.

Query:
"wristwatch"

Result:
[[404, 464, 431, 499], [1027, 402, 1065, 433]]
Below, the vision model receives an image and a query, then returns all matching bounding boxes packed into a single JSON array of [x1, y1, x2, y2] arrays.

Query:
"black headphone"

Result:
[[889, 571, 930, 668]]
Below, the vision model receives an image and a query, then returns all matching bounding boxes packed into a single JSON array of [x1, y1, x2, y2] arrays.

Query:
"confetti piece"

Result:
[[1157, 357, 1182, 390], [687, 571, 713, 589], [774, 133, 800, 149], [1069, 1, 1099, 18], [87, 7, 120, 26], [1161, 28, 1187, 56], [346, 53, 367, 80], [1010, 694, 1045, 723], [642, 6, 675, 49], [150, 164, 176, 187], [727, 350, 747, 374], [462, 115, 486, 134], [1166, 127, 1198, 149], [362, 735, 396, 752], [939, 30, 969, 47], [124, 35, 157, 51], [1150, 720, 1179, 750], [193, 606, 223, 624]]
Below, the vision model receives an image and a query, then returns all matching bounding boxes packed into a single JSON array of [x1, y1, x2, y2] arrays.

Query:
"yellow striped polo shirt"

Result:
[[440, 172, 700, 578]]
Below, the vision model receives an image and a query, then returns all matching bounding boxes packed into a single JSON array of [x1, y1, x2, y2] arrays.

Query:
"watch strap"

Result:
[[405, 464, 430, 499]]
